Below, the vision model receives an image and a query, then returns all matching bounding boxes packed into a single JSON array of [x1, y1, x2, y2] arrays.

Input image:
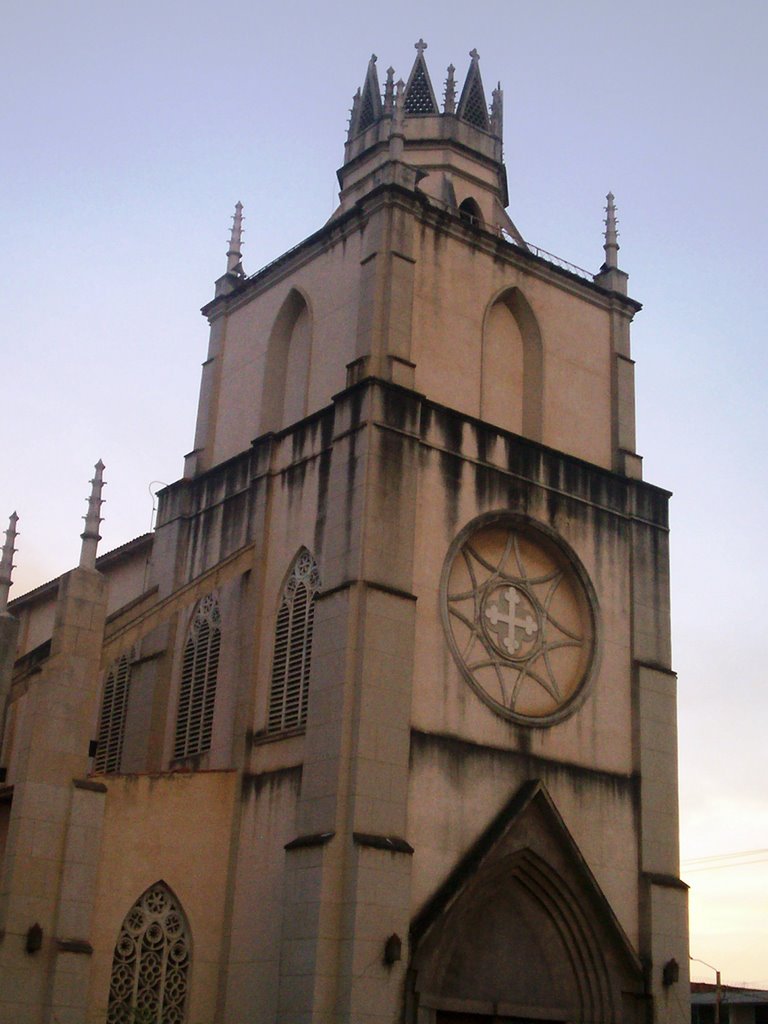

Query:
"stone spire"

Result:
[[389, 78, 406, 159], [603, 192, 619, 270], [383, 66, 395, 116], [457, 48, 490, 131], [444, 64, 456, 114], [0, 512, 18, 614], [226, 201, 245, 276], [79, 460, 105, 570], [358, 54, 383, 133], [347, 87, 362, 141], [404, 39, 438, 115]]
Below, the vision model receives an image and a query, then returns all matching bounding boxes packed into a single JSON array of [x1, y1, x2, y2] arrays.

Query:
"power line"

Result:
[[682, 848, 768, 872], [683, 848, 768, 864]]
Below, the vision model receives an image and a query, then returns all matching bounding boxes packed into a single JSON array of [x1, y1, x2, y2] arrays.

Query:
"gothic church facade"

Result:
[[0, 43, 689, 1024]]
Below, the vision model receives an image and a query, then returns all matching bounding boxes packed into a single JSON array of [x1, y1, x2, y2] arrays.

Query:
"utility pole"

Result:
[[691, 957, 723, 1024]]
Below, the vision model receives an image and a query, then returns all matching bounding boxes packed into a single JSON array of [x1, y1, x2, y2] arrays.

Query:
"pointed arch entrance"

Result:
[[408, 782, 645, 1024]]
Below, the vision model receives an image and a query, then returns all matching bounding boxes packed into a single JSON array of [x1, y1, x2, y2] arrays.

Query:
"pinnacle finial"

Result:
[[469, 48, 480, 62], [490, 82, 503, 137], [0, 512, 19, 613], [226, 201, 245, 276], [444, 64, 456, 114], [393, 79, 406, 132], [79, 460, 106, 571], [603, 192, 619, 270], [415, 38, 428, 55], [383, 66, 395, 115]]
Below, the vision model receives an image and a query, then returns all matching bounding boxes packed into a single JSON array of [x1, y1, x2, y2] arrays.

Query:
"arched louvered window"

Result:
[[173, 594, 221, 759], [95, 652, 131, 773], [107, 881, 190, 1024], [268, 549, 321, 733]]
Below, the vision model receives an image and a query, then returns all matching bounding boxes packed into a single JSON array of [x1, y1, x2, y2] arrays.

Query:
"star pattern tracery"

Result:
[[444, 523, 594, 723]]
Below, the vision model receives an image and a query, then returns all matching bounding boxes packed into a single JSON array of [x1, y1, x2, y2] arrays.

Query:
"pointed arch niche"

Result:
[[107, 881, 191, 1024], [481, 288, 543, 441], [260, 288, 313, 433]]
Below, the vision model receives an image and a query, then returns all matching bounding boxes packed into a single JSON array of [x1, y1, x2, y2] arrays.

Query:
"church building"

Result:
[[0, 42, 689, 1024]]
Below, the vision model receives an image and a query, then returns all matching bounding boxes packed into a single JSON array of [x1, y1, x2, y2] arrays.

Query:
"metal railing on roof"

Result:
[[498, 229, 595, 282], [244, 197, 596, 286]]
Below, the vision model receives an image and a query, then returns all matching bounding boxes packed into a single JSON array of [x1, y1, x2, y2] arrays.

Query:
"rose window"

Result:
[[442, 516, 597, 725]]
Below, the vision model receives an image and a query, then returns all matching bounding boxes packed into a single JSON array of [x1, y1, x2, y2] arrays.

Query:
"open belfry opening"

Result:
[[0, 41, 688, 1024]]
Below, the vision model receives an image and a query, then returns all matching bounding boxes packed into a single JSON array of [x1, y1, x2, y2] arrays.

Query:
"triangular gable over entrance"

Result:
[[408, 781, 646, 1024]]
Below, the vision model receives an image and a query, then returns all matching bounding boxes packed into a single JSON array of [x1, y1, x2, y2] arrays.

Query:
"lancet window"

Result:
[[267, 549, 321, 733], [107, 882, 190, 1024], [95, 652, 132, 773], [173, 594, 221, 759]]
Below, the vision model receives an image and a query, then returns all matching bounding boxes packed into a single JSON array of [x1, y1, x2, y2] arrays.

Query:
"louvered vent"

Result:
[[358, 84, 377, 132], [460, 73, 489, 130], [174, 594, 221, 759], [95, 653, 131, 773], [268, 550, 320, 733], [405, 64, 437, 114]]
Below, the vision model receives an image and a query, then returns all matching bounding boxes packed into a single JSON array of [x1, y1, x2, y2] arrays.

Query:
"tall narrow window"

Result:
[[95, 653, 131, 773], [268, 549, 321, 733], [174, 594, 221, 759], [107, 881, 190, 1024]]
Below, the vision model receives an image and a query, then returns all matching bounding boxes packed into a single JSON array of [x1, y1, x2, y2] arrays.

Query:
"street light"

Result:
[[691, 957, 722, 1024]]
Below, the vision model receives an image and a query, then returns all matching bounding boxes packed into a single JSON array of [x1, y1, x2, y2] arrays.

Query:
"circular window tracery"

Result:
[[441, 515, 598, 726]]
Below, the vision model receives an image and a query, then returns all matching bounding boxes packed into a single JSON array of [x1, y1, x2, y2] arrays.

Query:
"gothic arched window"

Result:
[[459, 196, 482, 227], [107, 881, 190, 1024], [95, 652, 131, 773], [267, 549, 321, 733], [173, 594, 221, 760]]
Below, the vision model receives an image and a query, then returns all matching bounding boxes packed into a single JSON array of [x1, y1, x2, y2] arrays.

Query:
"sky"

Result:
[[2, 0, 767, 989]]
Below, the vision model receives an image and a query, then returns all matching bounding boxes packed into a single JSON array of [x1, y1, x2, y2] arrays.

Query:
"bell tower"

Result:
[[335, 44, 521, 243], [0, 40, 688, 1024], [176, 41, 688, 1022]]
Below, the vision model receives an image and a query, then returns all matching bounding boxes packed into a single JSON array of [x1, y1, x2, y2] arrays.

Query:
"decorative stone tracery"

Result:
[[107, 882, 190, 1024], [442, 514, 598, 725]]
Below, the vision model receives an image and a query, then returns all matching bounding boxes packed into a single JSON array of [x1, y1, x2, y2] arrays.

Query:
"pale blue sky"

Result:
[[2, 0, 767, 986]]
